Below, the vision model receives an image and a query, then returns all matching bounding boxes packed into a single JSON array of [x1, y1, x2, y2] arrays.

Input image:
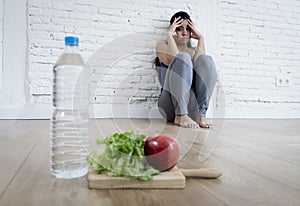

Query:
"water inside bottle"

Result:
[[51, 61, 90, 179]]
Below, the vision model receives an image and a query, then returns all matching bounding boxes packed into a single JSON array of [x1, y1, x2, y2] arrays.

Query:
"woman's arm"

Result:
[[194, 36, 205, 60], [187, 19, 206, 63], [167, 32, 179, 57], [167, 17, 183, 57], [156, 17, 184, 65]]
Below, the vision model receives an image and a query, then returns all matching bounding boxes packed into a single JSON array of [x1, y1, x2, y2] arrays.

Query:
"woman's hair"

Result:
[[170, 11, 191, 25]]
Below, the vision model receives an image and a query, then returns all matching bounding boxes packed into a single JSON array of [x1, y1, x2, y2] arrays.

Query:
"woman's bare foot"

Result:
[[174, 115, 200, 129], [197, 116, 212, 128]]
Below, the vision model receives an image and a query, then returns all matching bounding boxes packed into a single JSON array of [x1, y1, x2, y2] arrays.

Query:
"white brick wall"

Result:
[[218, 0, 300, 117], [1, 0, 299, 118], [26, 0, 214, 117]]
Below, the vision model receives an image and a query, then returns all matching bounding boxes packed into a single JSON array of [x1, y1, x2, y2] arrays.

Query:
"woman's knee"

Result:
[[195, 54, 213, 65], [171, 52, 193, 74], [177, 52, 192, 66], [195, 54, 217, 76]]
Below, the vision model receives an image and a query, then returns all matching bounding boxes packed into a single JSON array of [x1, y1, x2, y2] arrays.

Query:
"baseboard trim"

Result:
[[0, 105, 299, 119]]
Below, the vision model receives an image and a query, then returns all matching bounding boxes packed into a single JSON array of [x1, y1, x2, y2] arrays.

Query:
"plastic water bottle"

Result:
[[50, 36, 90, 179]]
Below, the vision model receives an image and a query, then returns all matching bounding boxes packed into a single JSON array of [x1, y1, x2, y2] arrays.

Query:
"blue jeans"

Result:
[[158, 52, 217, 122]]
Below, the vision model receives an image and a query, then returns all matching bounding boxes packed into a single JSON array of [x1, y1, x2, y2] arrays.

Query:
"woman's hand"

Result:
[[169, 17, 183, 35], [187, 19, 203, 40]]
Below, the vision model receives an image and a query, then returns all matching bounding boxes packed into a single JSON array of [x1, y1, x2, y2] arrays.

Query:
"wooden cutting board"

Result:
[[88, 166, 186, 189]]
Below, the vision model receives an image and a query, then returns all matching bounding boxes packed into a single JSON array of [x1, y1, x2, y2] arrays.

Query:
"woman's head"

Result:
[[170, 11, 192, 45]]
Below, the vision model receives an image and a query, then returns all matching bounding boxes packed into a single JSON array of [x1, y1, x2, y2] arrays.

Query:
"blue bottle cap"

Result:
[[65, 36, 79, 46]]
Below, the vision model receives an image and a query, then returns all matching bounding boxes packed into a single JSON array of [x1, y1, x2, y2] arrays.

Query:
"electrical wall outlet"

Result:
[[275, 73, 290, 87]]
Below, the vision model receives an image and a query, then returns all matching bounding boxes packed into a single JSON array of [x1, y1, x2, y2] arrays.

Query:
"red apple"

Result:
[[144, 134, 180, 171]]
